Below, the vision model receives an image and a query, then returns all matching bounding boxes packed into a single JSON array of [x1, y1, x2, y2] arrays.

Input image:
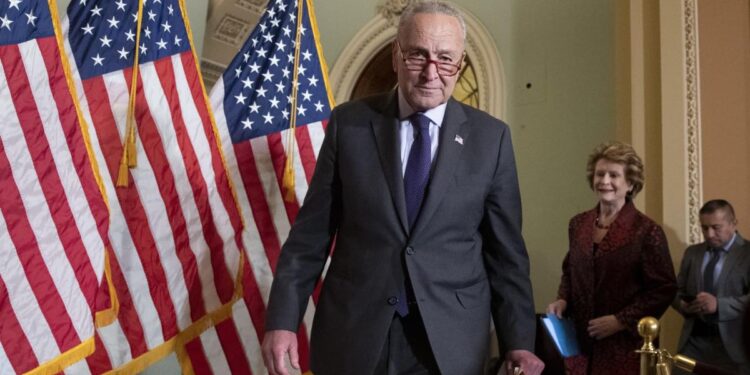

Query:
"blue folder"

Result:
[[542, 313, 581, 357]]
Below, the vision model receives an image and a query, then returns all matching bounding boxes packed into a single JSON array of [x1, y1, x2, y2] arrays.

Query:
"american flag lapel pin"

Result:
[[454, 135, 464, 145]]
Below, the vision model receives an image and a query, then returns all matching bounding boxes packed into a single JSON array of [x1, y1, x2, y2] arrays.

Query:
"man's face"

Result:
[[700, 209, 737, 248], [392, 13, 464, 112]]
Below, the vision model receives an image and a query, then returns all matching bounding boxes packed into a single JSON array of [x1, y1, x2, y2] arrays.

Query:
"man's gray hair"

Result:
[[397, 1, 467, 41]]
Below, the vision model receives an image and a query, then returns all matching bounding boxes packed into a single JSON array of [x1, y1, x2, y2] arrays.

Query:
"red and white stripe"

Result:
[[0, 36, 109, 374], [182, 75, 328, 374], [61, 16, 244, 373]]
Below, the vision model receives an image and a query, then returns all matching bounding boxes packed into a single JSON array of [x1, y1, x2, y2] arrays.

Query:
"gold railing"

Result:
[[637, 317, 733, 375]]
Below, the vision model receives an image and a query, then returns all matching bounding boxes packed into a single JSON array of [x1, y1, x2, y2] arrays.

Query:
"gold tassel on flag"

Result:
[[281, 0, 307, 202], [116, 0, 146, 187]]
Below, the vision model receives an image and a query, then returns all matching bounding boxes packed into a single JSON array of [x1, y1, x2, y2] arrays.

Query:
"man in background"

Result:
[[674, 199, 750, 374], [261, 1, 544, 374]]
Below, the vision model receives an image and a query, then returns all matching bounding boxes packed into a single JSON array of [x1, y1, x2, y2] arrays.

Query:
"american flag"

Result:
[[185, 0, 333, 372], [61, 0, 245, 372], [0, 0, 110, 374]]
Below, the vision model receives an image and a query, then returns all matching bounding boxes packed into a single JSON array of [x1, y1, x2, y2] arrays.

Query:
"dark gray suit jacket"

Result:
[[674, 233, 750, 364], [265, 91, 536, 375]]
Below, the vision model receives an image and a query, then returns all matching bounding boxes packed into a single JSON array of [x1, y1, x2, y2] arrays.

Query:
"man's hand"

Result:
[[546, 299, 567, 318], [690, 292, 718, 315], [261, 330, 299, 375], [503, 349, 544, 375], [587, 315, 624, 340]]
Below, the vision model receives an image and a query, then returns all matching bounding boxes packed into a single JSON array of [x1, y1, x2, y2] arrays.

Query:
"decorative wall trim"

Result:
[[684, 0, 702, 244], [329, 2, 506, 118]]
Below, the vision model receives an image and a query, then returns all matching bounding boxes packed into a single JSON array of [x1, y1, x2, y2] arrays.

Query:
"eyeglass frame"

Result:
[[395, 40, 466, 77]]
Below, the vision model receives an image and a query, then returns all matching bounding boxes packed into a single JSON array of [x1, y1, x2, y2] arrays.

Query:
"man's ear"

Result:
[[392, 41, 399, 73]]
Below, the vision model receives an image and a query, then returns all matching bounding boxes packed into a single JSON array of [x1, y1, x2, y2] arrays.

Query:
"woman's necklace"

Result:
[[594, 217, 610, 229]]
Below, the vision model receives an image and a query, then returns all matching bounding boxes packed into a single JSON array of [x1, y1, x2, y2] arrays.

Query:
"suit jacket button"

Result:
[[387, 296, 398, 305], [406, 246, 415, 255]]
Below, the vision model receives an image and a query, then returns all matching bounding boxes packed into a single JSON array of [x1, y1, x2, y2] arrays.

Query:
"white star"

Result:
[[281, 67, 291, 78], [241, 118, 253, 130], [242, 77, 253, 89], [144, 26, 152, 39], [263, 32, 273, 43], [234, 67, 242, 78], [297, 104, 307, 116], [25, 11, 37, 26], [115, 0, 127, 11], [278, 1, 287, 11], [243, 51, 250, 62], [248, 62, 261, 73], [256, 86, 268, 97], [281, 108, 289, 119], [79, 0, 87, 5], [234, 92, 247, 104], [249, 102, 260, 113], [270, 18, 280, 28], [263, 112, 274, 124], [107, 16, 120, 29], [314, 101, 325, 112], [251, 37, 258, 47], [9, 0, 22, 10], [90, 5, 103, 16], [302, 50, 312, 61], [157, 38, 167, 49], [140, 43, 148, 55], [147, 10, 157, 21], [125, 29, 135, 41], [282, 26, 291, 37], [289, 13, 296, 22], [269, 55, 280, 66], [168, 4, 174, 15], [297, 65, 307, 76], [287, 52, 294, 62], [275, 40, 286, 52], [275, 81, 285, 93], [174, 35, 182, 46], [300, 25, 307, 35], [257, 48, 267, 58], [0, 15, 13, 31], [161, 21, 171, 33], [262, 71, 274, 81], [308, 75, 319, 87], [301, 90, 312, 101], [259, 22, 267, 33], [100, 35, 113, 47], [132, 12, 137, 22], [266, 8, 276, 18], [92, 54, 105, 66], [269, 97, 280, 108], [81, 23, 94, 35], [117, 47, 130, 59]]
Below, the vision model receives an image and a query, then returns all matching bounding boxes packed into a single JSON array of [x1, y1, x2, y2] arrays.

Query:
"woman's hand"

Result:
[[546, 299, 567, 318], [587, 315, 624, 340]]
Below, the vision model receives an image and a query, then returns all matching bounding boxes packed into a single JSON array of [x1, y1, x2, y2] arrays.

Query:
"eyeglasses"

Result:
[[396, 41, 465, 77]]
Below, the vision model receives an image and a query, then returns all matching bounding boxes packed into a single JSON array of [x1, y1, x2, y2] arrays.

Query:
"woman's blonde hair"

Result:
[[586, 141, 644, 198]]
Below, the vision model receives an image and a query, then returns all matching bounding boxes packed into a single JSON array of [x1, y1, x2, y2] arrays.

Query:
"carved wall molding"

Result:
[[329, 3, 505, 118], [683, 0, 702, 244]]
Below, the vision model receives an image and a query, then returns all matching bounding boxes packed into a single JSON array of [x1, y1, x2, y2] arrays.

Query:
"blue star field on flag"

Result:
[[221, 0, 332, 142], [0, 0, 53, 45], [67, 0, 190, 79]]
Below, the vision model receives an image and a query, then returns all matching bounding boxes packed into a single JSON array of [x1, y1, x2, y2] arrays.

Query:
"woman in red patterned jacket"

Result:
[[547, 141, 677, 374]]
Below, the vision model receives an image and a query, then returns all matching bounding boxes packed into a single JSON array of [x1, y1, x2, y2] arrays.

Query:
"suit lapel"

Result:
[[412, 99, 468, 235], [692, 245, 708, 293], [371, 92, 409, 234], [715, 234, 746, 294]]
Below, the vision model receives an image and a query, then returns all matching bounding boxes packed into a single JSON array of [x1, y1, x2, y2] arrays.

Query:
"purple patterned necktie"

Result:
[[403, 113, 432, 228], [396, 113, 432, 317]]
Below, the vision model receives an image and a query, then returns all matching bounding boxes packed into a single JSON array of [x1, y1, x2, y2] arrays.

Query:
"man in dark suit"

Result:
[[673, 199, 750, 374], [261, 2, 544, 374]]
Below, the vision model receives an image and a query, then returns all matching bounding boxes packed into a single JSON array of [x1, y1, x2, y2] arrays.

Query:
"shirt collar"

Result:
[[397, 88, 446, 128], [721, 232, 738, 252]]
